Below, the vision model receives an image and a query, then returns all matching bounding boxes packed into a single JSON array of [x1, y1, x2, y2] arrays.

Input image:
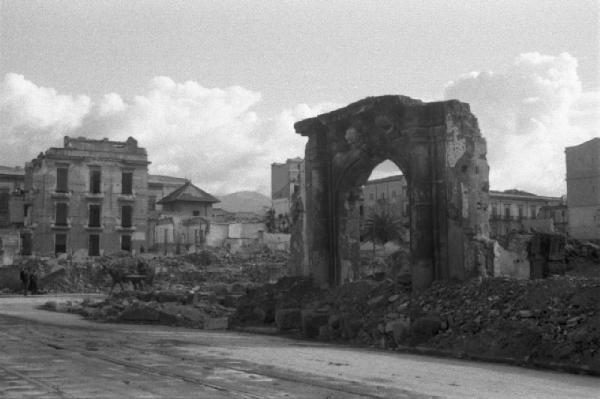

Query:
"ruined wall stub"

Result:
[[291, 95, 490, 290]]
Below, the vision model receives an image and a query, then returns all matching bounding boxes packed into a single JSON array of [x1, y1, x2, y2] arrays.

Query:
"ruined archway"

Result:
[[290, 95, 490, 290]]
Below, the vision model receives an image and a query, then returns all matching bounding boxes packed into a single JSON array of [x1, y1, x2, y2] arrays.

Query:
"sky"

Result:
[[1, 0, 598, 196]]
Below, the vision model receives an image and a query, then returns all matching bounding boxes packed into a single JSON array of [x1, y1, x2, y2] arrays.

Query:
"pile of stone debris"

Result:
[[40, 283, 251, 330], [1, 246, 289, 295], [37, 247, 290, 330], [232, 270, 600, 373]]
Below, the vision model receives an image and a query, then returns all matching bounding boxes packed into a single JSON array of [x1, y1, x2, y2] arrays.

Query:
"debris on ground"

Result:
[[35, 246, 289, 331], [232, 263, 600, 373]]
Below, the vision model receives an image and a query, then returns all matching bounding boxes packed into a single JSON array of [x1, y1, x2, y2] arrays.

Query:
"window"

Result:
[[122, 171, 133, 195], [504, 205, 511, 220], [88, 234, 100, 256], [121, 235, 132, 252], [392, 190, 396, 198], [55, 203, 68, 226], [89, 204, 101, 227], [20, 233, 32, 256], [56, 167, 68, 193], [518, 206, 524, 220], [55, 233, 67, 255], [530, 206, 537, 219], [0, 189, 8, 225], [121, 205, 132, 228], [89, 169, 101, 194], [491, 204, 498, 219], [369, 193, 374, 201], [148, 195, 156, 212], [193, 210, 200, 216]]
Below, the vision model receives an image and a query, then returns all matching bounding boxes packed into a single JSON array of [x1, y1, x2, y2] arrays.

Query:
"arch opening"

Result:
[[335, 160, 411, 283]]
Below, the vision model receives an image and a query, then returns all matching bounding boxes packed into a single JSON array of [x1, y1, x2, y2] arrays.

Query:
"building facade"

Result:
[[566, 138, 600, 240], [271, 158, 304, 225], [151, 181, 219, 252], [361, 175, 408, 219], [147, 174, 188, 216], [488, 189, 562, 237], [0, 166, 26, 264], [24, 136, 150, 257]]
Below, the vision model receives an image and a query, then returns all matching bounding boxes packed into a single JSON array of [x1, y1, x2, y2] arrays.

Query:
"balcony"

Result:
[[51, 222, 71, 230], [117, 194, 136, 202], [116, 225, 136, 232], [85, 192, 105, 201], [84, 224, 104, 231], [51, 191, 71, 200]]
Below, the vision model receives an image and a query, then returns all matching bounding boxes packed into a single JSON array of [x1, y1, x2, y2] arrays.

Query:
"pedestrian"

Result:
[[19, 267, 30, 296]]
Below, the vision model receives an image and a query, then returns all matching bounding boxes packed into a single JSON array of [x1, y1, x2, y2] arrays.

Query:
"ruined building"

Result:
[[24, 137, 150, 256], [151, 181, 220, 252], [566, 137, 600, 240], [290, 96, 490, 289], [271, 158, 304, 231], [361, 174, 408, 219], [488, 189, 563, 237], [0, 166, 25, 264]]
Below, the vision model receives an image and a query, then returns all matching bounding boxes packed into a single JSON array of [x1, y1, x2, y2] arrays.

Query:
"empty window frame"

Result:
[[0, 189, 8, 223], [121, 235, 132, 252], [121, 171, 133, 195], [55, 203, 68, 226], [504, 205, 511, 220], [89, 204, 101, 227], [148, 195, 156, 212], [89, 169, 101, 194], [55, 233, 67, 255], [56, 166, 69, 193], [121, 205, 132, 228], [88, 234, 100, 256]]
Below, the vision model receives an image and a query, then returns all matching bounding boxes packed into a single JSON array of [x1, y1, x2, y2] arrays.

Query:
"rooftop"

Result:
[[157, 181, 220, 204], [365, 174, 406, 185], [0, 165, 25, 177]]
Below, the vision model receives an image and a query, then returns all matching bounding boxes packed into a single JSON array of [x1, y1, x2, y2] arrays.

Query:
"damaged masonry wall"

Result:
[[290, 95, 490, 290]]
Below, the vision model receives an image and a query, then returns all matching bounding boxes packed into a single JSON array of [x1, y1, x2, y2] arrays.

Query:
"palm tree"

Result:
[[362, 209, 405, 258]]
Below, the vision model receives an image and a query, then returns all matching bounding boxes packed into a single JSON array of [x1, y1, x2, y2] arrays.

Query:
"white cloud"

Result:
[[444, 52, 599, 196], [0, 74, 339, 196], [0, 73, 91, 161]]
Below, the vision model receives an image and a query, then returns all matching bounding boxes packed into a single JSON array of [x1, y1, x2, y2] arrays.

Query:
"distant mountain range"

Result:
[[216, 191, 271, 214]]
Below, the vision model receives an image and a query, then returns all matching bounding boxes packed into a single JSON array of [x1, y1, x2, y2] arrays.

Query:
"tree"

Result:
[[264, 208, 276, 233], [362, 209, 405, 258]]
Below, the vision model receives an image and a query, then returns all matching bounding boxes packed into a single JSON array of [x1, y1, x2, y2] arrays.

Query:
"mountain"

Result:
[[216, 191, 271, 214]]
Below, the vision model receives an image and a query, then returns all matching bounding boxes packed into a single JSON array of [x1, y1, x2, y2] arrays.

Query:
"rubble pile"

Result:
[[37, 247, 290, 330], [234, 273, 600, 373], [11, 257, 106, 294], [409, 277, 600, 370]]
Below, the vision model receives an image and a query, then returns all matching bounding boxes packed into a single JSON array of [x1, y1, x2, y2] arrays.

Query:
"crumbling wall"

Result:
[[292, 96, 490, 289]]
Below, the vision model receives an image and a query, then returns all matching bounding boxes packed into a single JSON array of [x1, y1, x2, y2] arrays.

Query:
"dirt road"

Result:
[[0, 295, 597, 398]]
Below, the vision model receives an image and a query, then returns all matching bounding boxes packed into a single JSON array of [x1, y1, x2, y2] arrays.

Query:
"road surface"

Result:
[[0, 295, 598, 398]]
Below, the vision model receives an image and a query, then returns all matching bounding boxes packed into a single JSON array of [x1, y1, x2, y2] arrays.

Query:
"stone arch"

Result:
[[291, 95, 490, 290]]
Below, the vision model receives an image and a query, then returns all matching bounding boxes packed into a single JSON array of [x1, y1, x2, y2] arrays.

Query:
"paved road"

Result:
[[0, 295, 598, 398]]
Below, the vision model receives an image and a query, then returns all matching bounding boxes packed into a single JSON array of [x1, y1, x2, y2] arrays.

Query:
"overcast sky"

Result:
[[1, 0, 598, 196]]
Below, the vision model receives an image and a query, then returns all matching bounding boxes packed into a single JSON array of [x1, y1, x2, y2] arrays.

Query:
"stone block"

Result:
[[409, 315, 441, 344], [119, 305, 160, 322], [204, 317, 229, 330], [275, 308, 302, 331], [301, 310, 330, 338]]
